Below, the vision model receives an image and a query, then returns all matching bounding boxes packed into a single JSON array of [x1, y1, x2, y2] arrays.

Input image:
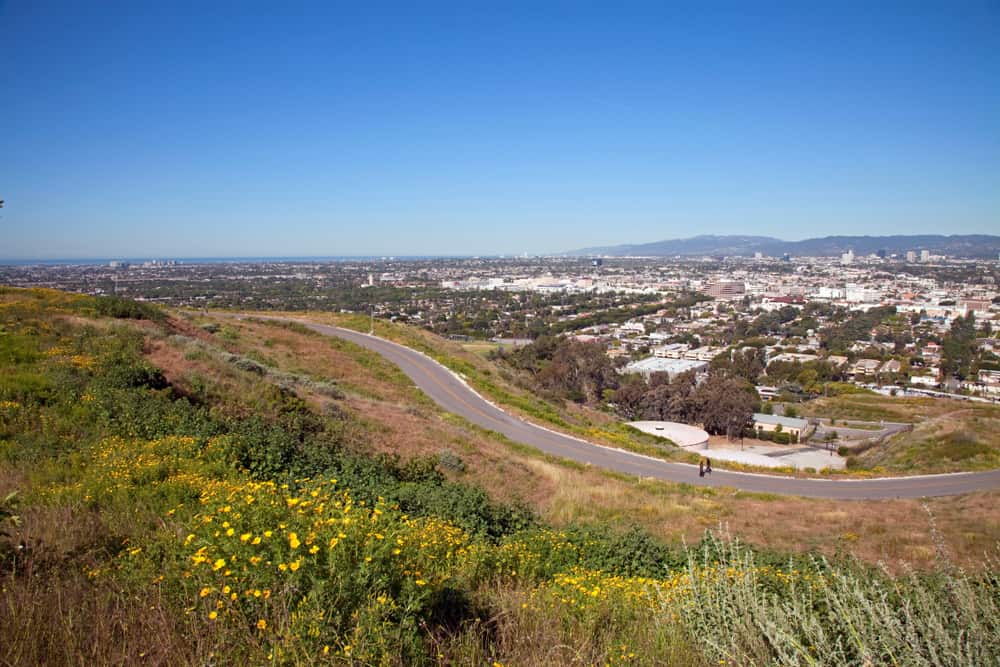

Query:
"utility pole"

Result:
[[369, 303, 375, 335]]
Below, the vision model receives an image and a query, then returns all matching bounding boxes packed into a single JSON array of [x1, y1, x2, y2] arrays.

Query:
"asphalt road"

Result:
[[281, 319, 1000, 500]]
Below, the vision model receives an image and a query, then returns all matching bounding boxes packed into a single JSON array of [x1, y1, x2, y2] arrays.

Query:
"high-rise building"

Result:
[[906, 250, 917, 262], [920, 250, 931, 262], [876, 249, 887, 259], [841, 250, 854, 265], [705, 281, 746, 298]]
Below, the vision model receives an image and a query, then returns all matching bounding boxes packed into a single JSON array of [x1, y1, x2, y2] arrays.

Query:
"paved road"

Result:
[[275, 319, 1000, 500]]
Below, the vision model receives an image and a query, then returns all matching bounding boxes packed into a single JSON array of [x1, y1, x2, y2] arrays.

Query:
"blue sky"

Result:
[[2, 1, 998, 259]]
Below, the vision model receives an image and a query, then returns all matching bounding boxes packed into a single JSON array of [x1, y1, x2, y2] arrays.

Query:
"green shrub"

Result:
[[94, 295, 164, 322]]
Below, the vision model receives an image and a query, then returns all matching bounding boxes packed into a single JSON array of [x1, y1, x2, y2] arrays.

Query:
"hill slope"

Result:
[[1, 288, 998, 666]]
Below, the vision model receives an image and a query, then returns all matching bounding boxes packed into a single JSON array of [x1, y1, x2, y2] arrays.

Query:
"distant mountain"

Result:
[[568, 234, 1000, 259]]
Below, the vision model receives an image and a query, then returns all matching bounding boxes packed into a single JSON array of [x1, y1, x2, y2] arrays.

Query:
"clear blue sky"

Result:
[[2, 1, 998, 259]]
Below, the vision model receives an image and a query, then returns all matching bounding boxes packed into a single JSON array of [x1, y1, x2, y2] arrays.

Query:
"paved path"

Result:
[[267, 318, 1000, 500]]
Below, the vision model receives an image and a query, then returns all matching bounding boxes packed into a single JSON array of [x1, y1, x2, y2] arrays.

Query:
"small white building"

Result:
[[753, 413, 810, 439]]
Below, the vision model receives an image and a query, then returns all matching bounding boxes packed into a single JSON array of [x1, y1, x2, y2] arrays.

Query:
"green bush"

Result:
[[94, 295, 164, 322]]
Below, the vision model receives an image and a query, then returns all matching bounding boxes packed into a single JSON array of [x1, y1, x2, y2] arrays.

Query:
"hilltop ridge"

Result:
[[569, 234, 1000, 258]]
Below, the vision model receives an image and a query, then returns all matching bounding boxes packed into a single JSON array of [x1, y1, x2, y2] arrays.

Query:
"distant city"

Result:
[[4, 238, 998, 404]]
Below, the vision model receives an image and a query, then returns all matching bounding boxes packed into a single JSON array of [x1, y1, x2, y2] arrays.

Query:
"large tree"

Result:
[[537, 339, 618, 404], [694, 373, 758, 440]]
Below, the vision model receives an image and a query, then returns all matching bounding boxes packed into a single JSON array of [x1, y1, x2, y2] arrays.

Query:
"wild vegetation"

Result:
[[2, 288, 998, 665], [800, 393, 1000, 473]]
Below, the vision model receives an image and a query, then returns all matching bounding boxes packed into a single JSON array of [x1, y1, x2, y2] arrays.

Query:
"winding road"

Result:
[[265, 318, 1000, 499]]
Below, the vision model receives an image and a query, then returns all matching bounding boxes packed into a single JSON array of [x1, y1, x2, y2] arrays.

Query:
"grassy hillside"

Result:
[[2, 288, 999, 665], [177, 309, 1000, 568], [801, 394, 1000, 473]]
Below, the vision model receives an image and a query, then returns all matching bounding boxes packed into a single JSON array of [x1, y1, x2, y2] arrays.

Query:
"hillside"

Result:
[[800, 394, 1000, 473], [570, 234, 1000, 258], [1, 288, 999, 665]]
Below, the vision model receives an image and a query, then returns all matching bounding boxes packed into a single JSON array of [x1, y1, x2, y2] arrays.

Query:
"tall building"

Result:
[[705, 281, 746, 298], [906, 250, 917, 262], [920, 250, 931, 262], [841, 250, 854, 265], [876, 249, 887, 259]]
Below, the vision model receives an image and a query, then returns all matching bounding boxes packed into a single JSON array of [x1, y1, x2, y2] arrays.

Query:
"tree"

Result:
[[637, 371, 699, 423], [537, 339, 618, 403], [695, 373, 758, 440], [611, 375, 648, 420], [714, 347, 765, 384], [941, 313, 976, 380]]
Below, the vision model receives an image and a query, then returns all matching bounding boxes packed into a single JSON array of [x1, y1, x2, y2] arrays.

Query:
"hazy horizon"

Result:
[[3, 2, 998, 259]]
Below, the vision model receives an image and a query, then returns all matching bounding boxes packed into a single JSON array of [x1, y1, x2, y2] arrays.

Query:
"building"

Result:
[[817, 286, 845, 300], [880, 360, 902, 374], [683, 346, 725, 361], [652, 343, 689, 358], [845, 284, 881, 303], [851, 359, 882, 376], [906, 251, 917, 262], [755, 386, 780, 401], [768, 352, 818, 365], [825, 355, 849, 368], [959, 299, 992, 316], [841, 250, 854, 265], [622, 357, 708, 380], [752, 413, 810, 439], [920, 250, 931, 262], [705, 281, 746, 299]]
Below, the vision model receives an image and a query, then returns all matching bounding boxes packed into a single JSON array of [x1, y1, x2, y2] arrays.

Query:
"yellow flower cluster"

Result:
[[522, 562, 821, 619], [523, 566, 664, 617], [38, 435, 214, 504], [185, 476, 473, 628]]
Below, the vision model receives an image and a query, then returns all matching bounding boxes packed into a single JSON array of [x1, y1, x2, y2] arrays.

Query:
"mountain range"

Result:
[[567, 235, 1000, 259]]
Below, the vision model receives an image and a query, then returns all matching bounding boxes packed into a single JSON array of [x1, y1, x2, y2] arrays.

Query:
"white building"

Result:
[[622, 357, 708, 380]]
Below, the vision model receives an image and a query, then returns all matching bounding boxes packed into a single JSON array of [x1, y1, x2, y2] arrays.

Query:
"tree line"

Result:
[[497, 336, 758, 439]]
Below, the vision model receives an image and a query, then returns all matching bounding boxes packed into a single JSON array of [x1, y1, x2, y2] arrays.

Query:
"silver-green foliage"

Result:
[[671, 531, 1000, 667]]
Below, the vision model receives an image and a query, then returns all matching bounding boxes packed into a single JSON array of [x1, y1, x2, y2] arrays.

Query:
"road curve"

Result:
[[266, 318, 1000, 500]]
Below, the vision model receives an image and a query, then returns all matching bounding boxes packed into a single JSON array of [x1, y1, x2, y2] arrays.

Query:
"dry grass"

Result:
[[0, 498, 201, 667], [801, 394, 1000, 474], [855, 413, 1000, 472], [517, 458, 1000, 571], [804, 393, 1000, 423]]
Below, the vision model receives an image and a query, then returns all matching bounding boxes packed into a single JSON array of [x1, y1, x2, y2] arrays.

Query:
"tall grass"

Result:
[[674, 530, 1000, 666]]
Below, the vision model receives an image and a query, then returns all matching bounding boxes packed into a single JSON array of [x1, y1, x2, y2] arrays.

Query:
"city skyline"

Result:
[[2, 2, 998, 259]]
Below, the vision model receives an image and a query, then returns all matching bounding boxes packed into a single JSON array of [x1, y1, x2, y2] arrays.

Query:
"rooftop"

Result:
[[753, 413, 809, 429]]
